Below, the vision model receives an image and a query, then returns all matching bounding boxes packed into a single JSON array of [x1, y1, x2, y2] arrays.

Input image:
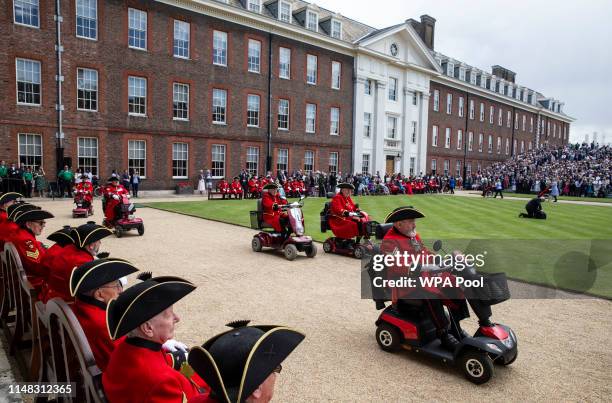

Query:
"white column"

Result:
[[352, 76, 367, 175], [401, 87, 414, 174], [417, 92, 430, 176], [373, 81, 387, 176]]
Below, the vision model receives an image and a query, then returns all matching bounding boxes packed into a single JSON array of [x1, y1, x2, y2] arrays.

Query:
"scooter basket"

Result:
[[249, 211, 262, 230], [480, 272, 510, 305], [365, 220, 379, 237]]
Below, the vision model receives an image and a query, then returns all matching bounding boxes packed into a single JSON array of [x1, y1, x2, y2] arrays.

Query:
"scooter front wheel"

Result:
[[252, 237, 263, 252], [284, 244, 298, 261], [459, 351, 494, 384], [322, 239, 333, 253], [376, 323, 401, 352], [305, 243, 317, 258]]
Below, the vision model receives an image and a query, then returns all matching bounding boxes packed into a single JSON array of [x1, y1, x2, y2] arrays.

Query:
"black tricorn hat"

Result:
[[262, 183, 278, 190], [47, 225, 76, 246], [70, 258, 139, 297], [14, 208, 54, 224], [108, 176, 119, 182], [106, 277, 195, 340], [71, 222, 113, 249], [384, 206, 425, 223], [7, 202, 35, 221], [337, 183, 355, 190], [188, 321, 305, 403], [0, 192, 23, 206], [233, 176, 239, 180]]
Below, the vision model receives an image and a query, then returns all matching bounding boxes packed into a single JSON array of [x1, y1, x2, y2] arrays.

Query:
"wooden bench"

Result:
[[208, 191, 242, 200], [36, 298, 106, 402]]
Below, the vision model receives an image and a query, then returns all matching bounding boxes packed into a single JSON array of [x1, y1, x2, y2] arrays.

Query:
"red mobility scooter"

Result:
[[250, 195, 317, 260], [72, 188, 93, 218], [103, 192, 144, 238], [368, 229, 518, 384]]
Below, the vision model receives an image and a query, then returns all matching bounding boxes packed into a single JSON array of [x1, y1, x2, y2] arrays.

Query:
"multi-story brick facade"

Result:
[[1, 0, 365, 188]]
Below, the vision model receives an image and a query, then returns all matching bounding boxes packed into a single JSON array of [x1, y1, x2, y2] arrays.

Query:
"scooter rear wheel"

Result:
[[284, 244, 298, 261], [115, 226, 123, 238], [322, 240, 333, 253], [137, 224, 145, 236], [252, 237, 263, 252], [354, 245, 365, 260], [376, 323, 401, 352], [305, 243, 317, 258], [459, 351, 494, 384]]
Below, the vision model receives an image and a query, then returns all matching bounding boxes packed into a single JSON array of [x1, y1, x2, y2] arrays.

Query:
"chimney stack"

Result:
[[406, 15, 436, 50]]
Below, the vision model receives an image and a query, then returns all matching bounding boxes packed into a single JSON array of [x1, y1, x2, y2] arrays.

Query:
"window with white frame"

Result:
[[522, 115, 526, 131], [128, 8, 147, 50], [433, 90, 439, 111], [330, 107, 340, 135], [248, 39, 261, 73], [496, 137, 501, 153], [520, 140, 525, 154], [412, 91, 418, 105], [513, 139, 517, 154], [530, 117, 534, 132], [14, 0, 39, 28], [489, 78, 496, 92], [444, 160, 450, 175], [409, 157, 415, 175], [304, 150, 314, 174], [505, 139, 510, 155], [363, 112, 371, 137], [455, 160, 461, 177], [173, 83, 189, 120], [172, 143, 188, 178], [479, 103, 485, 122], [306, 11, 318, 31], [212, 88, 227, 124], [173, 20, 190, 58], [331, 61, 341, 89], [478, 133, 483, 152], [529, 141, 533, 150], [76, 0, 97, 39], [362, 154, 370, 175], [78, 137, 98, 175], [277, 148, 288, 171], [468, 132, 473, 151], [247, 147, 259, 175], [77, 67, 98, 111], [457, 130, 463, 150], [279, 1, 291, 23], [480, 75, 487, 88], [388, 77, 397, 101], [279, 47, 290, 79], [278, 99, 289, 130], [411, 121, 417, 144], [306, 54, 317, 84], [18, 133, 42, 170], [458, 96, 464, 117], [469, 100, 475, 119], [306, 103, 316, 133], [431, 159, 437, 173], [446, 62, 454, 77], [247, 94, 260, 127], [446, 93, 452, 114], [466, 163, 472, 176], [507, 111, 511, 128], [445, 128, 451, 148], [514, 113, 519, 130], [128, 140, 146, 177], [328, 152, 338, 175], [16, 58, 41, 105], [247, 0, 261, 12], [331, 20, 342, 39], [459, 68, 466, 81], [387, 116, 397, 139], [128, 76, 146, 116], [211, 144, 225, 178], [432, 125, 438, 147], [213, 31, 228, 66], [489, 106, 494, 124], [498, 108, 503, 126], [470, 71, 477, 85]]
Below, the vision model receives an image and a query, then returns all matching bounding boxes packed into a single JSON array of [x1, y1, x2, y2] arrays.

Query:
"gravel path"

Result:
[[28, 198, 612, 402]]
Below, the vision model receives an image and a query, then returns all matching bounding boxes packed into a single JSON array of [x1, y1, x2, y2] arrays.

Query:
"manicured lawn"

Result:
[[467, 191, 612, 203], [147, 195, 612, 298]]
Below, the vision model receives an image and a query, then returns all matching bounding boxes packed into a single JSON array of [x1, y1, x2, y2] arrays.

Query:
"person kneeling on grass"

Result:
[[187, 320, 304, 403], [519, 196, 547, 219]]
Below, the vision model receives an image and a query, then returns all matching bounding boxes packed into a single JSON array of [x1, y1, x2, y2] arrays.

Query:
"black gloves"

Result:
[[273, 203, 279, 211], [343, 210, 350, 217]]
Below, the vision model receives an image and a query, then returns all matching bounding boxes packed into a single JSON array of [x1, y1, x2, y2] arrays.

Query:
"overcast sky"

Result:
[[315, 0, 611, 144]]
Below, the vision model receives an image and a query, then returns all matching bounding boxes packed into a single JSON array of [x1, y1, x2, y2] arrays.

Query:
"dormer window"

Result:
[[480, 75, 487, 88], [489, 77, 496, 91], [470, 71, 477, 85], [279, 1, 291, 22], [331, 19, 342, 39], [306, 11, 318, 32], [459, 68, 466, 81], [447, 62, 454, 78], [247, 0, 261, 12]]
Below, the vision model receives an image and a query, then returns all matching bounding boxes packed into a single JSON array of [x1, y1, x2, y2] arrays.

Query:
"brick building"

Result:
[[425, 53, 573, 177], [1, 0, 372, 188]]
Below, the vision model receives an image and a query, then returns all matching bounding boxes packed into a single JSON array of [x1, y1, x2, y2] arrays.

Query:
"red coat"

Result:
[[216, 180, 230, 194], [248, 179, 259, 193], [0, 217, 19, 250], [104, 184, 128, 222], [230, 181, 242, 194], [328, 193, 362, 239], [8, 227, 47, 289], [103, 338, 206, 403], [75, 182, 94, 203], [72, 296, 124, 372], [43, 243, 93, 303], [261, 192, 287, 232]]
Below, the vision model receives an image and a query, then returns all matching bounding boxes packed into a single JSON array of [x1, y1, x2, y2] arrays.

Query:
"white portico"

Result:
[[352, 20, 441, 176]]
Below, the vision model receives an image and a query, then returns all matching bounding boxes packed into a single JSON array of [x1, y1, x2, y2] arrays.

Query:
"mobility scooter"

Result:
[[369, 226, 518, 384], [103, 193, 144, 238], [72, 188, 93, 218], [250, 195, 317, 260], [320, 200, 378, 259]]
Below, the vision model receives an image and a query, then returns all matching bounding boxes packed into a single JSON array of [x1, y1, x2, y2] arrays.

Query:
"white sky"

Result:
[[315, 0, 612, 144]]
